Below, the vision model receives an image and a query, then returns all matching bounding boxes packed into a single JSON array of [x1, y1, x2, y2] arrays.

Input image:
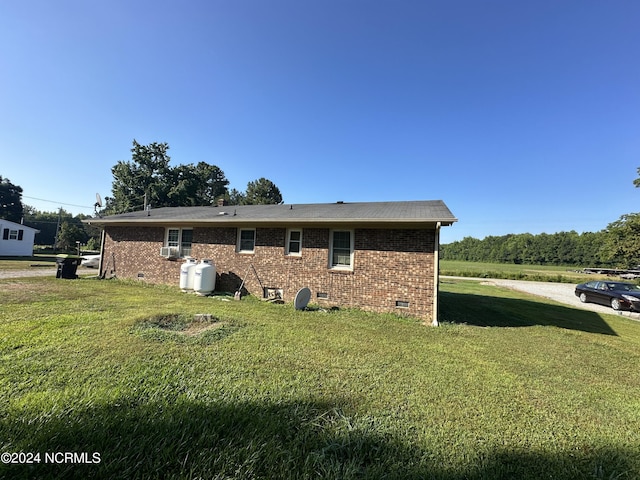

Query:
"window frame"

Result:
[[329, 229, 354, 270], [285, 229, 302, 256], [165, 228, 193, 257], [3, 228, 23, 241], [237, 228, 256, 254]]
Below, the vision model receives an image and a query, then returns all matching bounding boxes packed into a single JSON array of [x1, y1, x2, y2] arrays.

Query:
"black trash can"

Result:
[[56, 255, 81, 279]]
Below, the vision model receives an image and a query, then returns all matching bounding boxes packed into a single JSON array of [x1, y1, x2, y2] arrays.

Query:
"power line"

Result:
[[22, 195, 93, 209]]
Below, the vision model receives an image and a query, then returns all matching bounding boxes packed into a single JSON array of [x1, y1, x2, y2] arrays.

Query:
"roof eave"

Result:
[[84, 217, 457, 227]]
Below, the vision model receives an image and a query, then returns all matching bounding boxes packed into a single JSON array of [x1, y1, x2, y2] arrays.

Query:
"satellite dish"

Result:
[[294, 287, 312, 310], [94, 193, 103, 218]]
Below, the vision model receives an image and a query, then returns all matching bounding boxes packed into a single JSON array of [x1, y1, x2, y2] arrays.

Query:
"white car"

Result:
[[81, 255, 100, 268]]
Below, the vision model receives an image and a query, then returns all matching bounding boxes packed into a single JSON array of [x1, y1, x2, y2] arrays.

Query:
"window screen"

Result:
[[332, 231, 352, 267]]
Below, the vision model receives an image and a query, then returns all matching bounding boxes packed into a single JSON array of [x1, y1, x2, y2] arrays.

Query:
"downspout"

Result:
[[98, 228, 106, 279], [431, 222, 442, 326]]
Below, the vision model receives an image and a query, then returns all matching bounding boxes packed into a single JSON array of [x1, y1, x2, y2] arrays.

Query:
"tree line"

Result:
[[443, 168, 640, 268], [1, 140, 284, 252], [441, 231, 611, 266]]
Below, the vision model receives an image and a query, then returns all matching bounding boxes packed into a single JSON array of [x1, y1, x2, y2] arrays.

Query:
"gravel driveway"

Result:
[[0, 267, 95, 279], [444, 276, 640, 321]]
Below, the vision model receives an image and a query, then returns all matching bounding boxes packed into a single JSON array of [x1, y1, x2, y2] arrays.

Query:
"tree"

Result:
[[633, 167, 640, 188], [105, 140, 234, 213], [23, 210, 64, 246], [167, 162, 229, 206], [441, 231, 611, 266], [76, 213, 102, 250], [105, 140, 172, 214], [243, 177, 283, 205], [225, 188, 246, 206], [23, 209, 100, 250], [603, 213, 640, 268], [0, 176, 24, 222], [104, 141, 285, 212], [56, 220, 87, 251]]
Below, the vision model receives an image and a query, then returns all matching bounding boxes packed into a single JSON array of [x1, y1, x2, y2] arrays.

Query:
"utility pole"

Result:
[[53, 207, 62, 253]]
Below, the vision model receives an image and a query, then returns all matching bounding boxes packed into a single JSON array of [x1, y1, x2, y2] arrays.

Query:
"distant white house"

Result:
[[0, 219, 39, 256]]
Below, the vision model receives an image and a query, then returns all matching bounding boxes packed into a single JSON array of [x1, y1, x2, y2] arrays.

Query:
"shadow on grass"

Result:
[[1, 399, 635, 479], [440, 290, 618, 335]]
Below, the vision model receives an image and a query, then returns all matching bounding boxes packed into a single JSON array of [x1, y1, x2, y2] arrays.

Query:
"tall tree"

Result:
[[105, 141, 234, 213], [225, 188, 246, 206], [603, 213, 640, 268], [105, 140, 172, 214], [167, 162, 229, 206], [0, 176, 24, 222], [243, 177, 283, 205], [633, 167, 640, 188], [104, 141, 286, 212], [56, 220, 88, 251]]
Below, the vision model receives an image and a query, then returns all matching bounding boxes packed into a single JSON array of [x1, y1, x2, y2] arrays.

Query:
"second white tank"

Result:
[[193, 259, 216, 296]]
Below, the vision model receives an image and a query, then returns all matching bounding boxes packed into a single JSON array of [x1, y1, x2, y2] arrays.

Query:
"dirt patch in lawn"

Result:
[[181, 314, 225, 336], [132, 313, 242, 344]]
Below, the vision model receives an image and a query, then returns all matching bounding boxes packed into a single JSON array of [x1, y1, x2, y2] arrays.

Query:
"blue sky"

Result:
[[1, 0, 638, 243]]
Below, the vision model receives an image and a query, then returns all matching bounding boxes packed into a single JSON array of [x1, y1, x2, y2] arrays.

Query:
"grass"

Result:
[[0, 255, 60, 270], [1, 276, 640, 479], [440, 260, 614, 283]]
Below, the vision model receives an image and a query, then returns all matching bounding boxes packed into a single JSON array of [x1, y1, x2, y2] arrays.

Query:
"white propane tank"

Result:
[[193, 259, 216, 296], [180, 257, 198, 292]]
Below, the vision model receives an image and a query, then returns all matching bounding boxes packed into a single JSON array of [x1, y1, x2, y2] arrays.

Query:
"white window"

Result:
[[237, 229, 256, 253], [3, 229, 23, 241], [329, 230, 354, 269], [286, 229, 302, 256], [166, 228, 193, 257]]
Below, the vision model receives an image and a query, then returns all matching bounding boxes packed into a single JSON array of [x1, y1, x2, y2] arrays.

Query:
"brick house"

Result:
[[84, 200, 456, 324]]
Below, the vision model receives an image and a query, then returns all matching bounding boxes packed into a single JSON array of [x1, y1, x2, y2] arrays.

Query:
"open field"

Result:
[[1, 276, 639, 479], [440, 260, 617, 283]]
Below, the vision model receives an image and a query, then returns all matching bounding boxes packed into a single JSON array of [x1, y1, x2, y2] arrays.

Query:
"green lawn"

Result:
[[0, 255, 59, 270], [1, 276, 639, 479]]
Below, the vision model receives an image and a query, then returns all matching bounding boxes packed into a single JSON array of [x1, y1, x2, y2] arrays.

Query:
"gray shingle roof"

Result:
[[84, 200, 457, 227]]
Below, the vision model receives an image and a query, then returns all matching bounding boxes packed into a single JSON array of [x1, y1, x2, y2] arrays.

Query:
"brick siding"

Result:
[[102, 225, 437, 319]]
